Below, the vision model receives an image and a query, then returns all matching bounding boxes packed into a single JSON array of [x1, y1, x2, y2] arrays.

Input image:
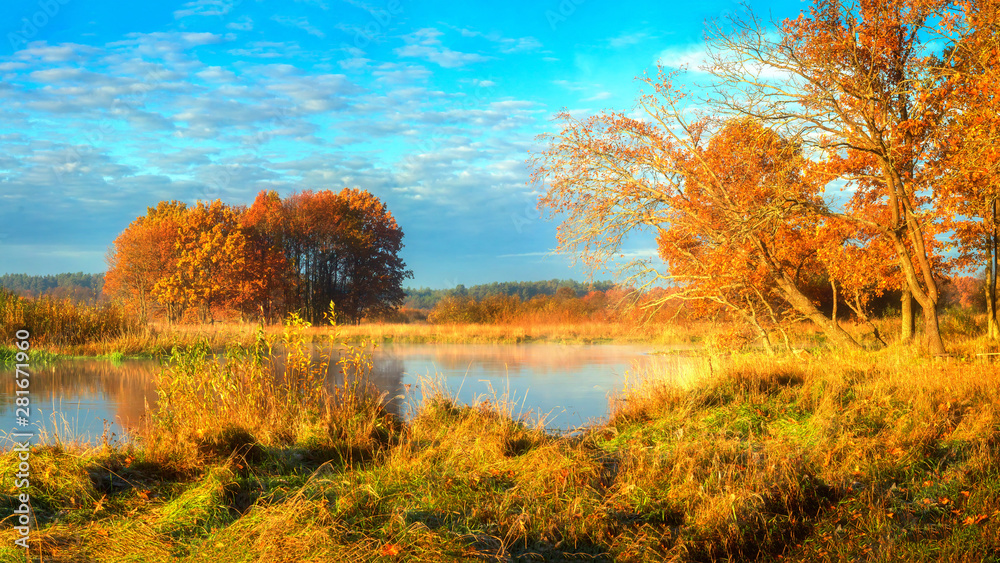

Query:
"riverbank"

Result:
[[1, 319, 725, 360], [2, 303, 990, 361], [3, 338, 1000, 561]]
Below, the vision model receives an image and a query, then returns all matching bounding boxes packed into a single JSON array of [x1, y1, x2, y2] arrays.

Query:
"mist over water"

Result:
[[0, 343, 703, 446]]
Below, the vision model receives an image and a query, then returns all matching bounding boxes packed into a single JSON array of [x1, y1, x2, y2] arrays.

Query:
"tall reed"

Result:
[[148, 311, 397, 463], [0, 289, 143, 349]]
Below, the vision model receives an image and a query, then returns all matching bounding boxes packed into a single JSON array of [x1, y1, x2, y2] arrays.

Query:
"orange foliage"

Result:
[[533, 99, 864, 348], [106, 190, 410, 324], [104, 201, 186, 322], [152, 200, 248, 323], [246, 188, 411, 324]]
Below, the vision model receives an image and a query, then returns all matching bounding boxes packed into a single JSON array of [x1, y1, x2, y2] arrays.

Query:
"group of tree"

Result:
[[404, 279, 615, 310], [532, 0, 1000, 353], [0, 273, 104, 304], [104, 189, 411, 324]]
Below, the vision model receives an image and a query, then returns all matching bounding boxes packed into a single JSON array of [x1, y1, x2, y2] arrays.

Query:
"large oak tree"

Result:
[[704, 0, 960, 353], [532, 82, 870, 349]]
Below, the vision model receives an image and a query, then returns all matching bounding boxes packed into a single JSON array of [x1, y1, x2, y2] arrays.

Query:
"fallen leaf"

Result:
[[380, 544, 402, 556]]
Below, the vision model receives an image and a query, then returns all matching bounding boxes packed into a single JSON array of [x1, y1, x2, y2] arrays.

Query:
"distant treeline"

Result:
[[0, 273, 104, 303], [404, 279, 616, 310]]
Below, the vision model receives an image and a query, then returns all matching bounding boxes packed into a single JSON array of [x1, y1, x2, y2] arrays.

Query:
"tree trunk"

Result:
[[743, 312, 774, 356], [901, 287, 915, 343], [989, 198, 999, 340], [830, 278, 838, 328], [988, 274, 997, 340], [921, 301, 946, 355], [754, 240, 862, 349], [886, 219, 946, 354], [773, 275, 862, 349], [138, 287, 148, 324], [882, 170, 945, 354]]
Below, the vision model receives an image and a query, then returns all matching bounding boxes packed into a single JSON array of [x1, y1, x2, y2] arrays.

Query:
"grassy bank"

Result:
[[3, 282, 992, 359], [4, 322, 1000, 561], [2, 318, 725, 360], [0, 323, 264, 360]]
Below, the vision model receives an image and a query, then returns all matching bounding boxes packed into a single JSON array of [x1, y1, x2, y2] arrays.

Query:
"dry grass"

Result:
[[603, 346, 1000, 560], [0, 289, 144, 351], [6, 312, 1000, 561]]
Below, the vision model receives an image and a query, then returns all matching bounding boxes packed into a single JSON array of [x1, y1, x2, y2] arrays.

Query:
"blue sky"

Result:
[[0, 0, 808, 289]]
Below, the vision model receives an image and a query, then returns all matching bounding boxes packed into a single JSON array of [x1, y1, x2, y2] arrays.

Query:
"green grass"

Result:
[[0, 346, 62, 365]]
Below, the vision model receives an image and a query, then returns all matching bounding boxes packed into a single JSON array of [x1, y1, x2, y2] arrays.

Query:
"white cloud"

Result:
[[196, 66, 238, 82], [371, 62, 431, 85], [272, 15, 326, 38], [583, 91, 612, 102], [656, 42, 790, 80], [228, 41, 300, 59], [498, 37, 542, 54], [226, 16, 254, 31], [608, 31, 654, 48], [449, 26, 542, 54], [396, 28, 490, 68], [15, 42, 101, 62], [173, 0, 236, 19], [656, 44, 714, 72]]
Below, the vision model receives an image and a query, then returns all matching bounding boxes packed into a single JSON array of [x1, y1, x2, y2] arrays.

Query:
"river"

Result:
[[0, 343, 704, 445]]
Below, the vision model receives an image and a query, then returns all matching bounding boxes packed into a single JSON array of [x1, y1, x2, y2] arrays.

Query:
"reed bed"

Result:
[[0, 289, 143, 350]]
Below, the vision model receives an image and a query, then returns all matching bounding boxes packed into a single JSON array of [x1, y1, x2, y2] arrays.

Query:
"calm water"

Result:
[[0, 343, 704, 445]]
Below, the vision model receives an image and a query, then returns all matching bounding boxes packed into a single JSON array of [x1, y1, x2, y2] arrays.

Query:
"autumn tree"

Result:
[[107, 189, 409, 325], [104, 201, 186, 321], [245, 188, 411, 324], [813, 219, 898, 343], [236, 191, 292, 322], [532, 82, 866, 349], [153, 200, 249, 323], [332, 189, 411, 322], [703, 0, 959, 353], [932, 2, 1000, 339]]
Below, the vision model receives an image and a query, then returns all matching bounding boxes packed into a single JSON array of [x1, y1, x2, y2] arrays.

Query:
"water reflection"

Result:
[[0, 343, 703, 445], [0, 359, 159, 444], [377, 343, 703, 428]]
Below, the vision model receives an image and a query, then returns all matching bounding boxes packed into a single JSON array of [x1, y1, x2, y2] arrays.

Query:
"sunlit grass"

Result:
[[0, 289, 144, 355], [5, 311, 1000, 561]]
